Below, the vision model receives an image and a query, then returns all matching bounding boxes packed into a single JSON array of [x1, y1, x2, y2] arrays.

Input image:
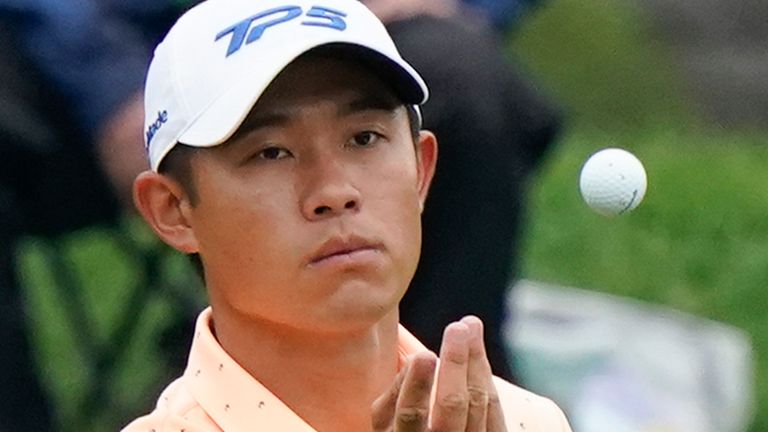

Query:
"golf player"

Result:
[[124, 0, 573, 430]]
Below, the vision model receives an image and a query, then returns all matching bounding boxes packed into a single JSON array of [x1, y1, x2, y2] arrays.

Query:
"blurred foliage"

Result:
[[510, 0, 698, 130], [20, 223, 204, 430]]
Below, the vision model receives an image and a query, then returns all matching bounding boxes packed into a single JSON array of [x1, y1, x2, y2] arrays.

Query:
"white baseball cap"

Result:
[[143, 0, 429, 171]]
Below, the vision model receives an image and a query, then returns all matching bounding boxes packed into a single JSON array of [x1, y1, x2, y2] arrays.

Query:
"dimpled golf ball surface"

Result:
[[579, 148, 647, 217]]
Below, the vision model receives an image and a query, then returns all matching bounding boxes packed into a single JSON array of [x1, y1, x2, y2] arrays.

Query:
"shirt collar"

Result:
[[185, 307, 429, 431]]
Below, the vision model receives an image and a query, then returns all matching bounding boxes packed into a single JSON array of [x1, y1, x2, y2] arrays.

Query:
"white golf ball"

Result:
[[579, 148, 647, 217]]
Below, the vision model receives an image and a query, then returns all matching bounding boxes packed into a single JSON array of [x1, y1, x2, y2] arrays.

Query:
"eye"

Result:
[[258, 146, 291, 160], [350, 131, 381, 147]]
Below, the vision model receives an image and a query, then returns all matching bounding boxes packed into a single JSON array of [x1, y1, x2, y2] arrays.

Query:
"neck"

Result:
[[212, 305, 401, 432]]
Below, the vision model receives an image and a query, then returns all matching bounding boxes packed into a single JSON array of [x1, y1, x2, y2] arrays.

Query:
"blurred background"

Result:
[[4, 0, 767, 430], [507, 0, 767, 430]]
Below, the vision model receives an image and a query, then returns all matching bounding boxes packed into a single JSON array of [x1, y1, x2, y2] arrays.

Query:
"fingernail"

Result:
[[461, 315, 481, 326], [462, 316, 484, 334]]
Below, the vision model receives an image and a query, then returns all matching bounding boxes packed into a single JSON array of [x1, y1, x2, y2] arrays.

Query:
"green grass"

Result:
[[15, 0, 768, 430]]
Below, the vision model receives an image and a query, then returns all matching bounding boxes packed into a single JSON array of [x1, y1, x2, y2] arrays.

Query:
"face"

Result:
[[174, 55, 436, 333]]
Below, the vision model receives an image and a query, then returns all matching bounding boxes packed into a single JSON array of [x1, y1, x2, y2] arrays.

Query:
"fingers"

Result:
[[461, 316, 505, 431], [461, 317, 489, 432], [431, 322, 471, 431], [395, 351, 437, 432], [380, 317, 506, 432], [372, 352, 437, 432]]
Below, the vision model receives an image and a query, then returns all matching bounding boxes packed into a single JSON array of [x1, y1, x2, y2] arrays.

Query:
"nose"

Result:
[[301, 159, 361, 220]]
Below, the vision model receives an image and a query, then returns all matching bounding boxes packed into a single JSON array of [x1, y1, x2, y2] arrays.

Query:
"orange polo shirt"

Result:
[[122, 308, 572, 431]]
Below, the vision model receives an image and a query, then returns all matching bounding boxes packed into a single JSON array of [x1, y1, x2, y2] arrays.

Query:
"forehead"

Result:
[[219, 53, 404, 143], [225, 52, 404, 138], [264, 51, 400, 107]]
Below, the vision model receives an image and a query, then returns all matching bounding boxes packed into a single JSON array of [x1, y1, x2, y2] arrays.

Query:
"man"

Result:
[[122, 0, 571, 430], [126, 0, 569, 431]]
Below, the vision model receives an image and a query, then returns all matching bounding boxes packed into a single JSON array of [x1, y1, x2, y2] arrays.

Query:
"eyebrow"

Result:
[[230, 93, 401, 142], [340, 94, 401, 116]]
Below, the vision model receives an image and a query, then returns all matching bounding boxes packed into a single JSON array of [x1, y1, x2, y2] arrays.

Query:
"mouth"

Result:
[[308, 236, 382, 267]]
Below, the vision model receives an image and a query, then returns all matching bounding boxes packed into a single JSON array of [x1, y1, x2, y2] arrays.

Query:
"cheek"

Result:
[[192, 184, 309, 316], [367, 157, 424, 265], [191, 177, 299, 272]]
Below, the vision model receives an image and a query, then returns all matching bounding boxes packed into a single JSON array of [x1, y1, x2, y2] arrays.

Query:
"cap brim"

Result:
[[177, 42, 427, 149]]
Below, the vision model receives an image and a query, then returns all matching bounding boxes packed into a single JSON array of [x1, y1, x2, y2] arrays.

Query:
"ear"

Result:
[[133, 171, 199, 253], [414, 130, 438, 212]]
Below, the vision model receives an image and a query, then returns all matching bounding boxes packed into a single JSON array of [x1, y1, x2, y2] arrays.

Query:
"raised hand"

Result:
[[372, 316, 507, 432]]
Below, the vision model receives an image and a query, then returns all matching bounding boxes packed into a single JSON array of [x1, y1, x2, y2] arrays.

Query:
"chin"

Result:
[[318, 279, 404, 327]]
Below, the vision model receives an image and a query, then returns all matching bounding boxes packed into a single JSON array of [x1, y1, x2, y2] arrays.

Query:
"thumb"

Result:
[[372, 359, 411, 431]]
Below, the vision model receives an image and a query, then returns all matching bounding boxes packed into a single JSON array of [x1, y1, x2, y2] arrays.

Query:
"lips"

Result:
[[308, 235, 381, 266]]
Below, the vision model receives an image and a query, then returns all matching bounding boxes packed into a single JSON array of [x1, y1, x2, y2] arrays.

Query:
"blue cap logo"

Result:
[[216, 5, 347, 57]]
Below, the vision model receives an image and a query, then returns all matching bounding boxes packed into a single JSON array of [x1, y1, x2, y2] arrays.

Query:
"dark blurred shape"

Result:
[[390, 14, 562, 382], [0, 30, 119, 236]]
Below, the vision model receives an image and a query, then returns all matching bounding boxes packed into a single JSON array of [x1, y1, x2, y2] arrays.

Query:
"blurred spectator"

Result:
[[0, 0, 560, 427], [0, 12, 125, 428], [0, 1, 167, 428]]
